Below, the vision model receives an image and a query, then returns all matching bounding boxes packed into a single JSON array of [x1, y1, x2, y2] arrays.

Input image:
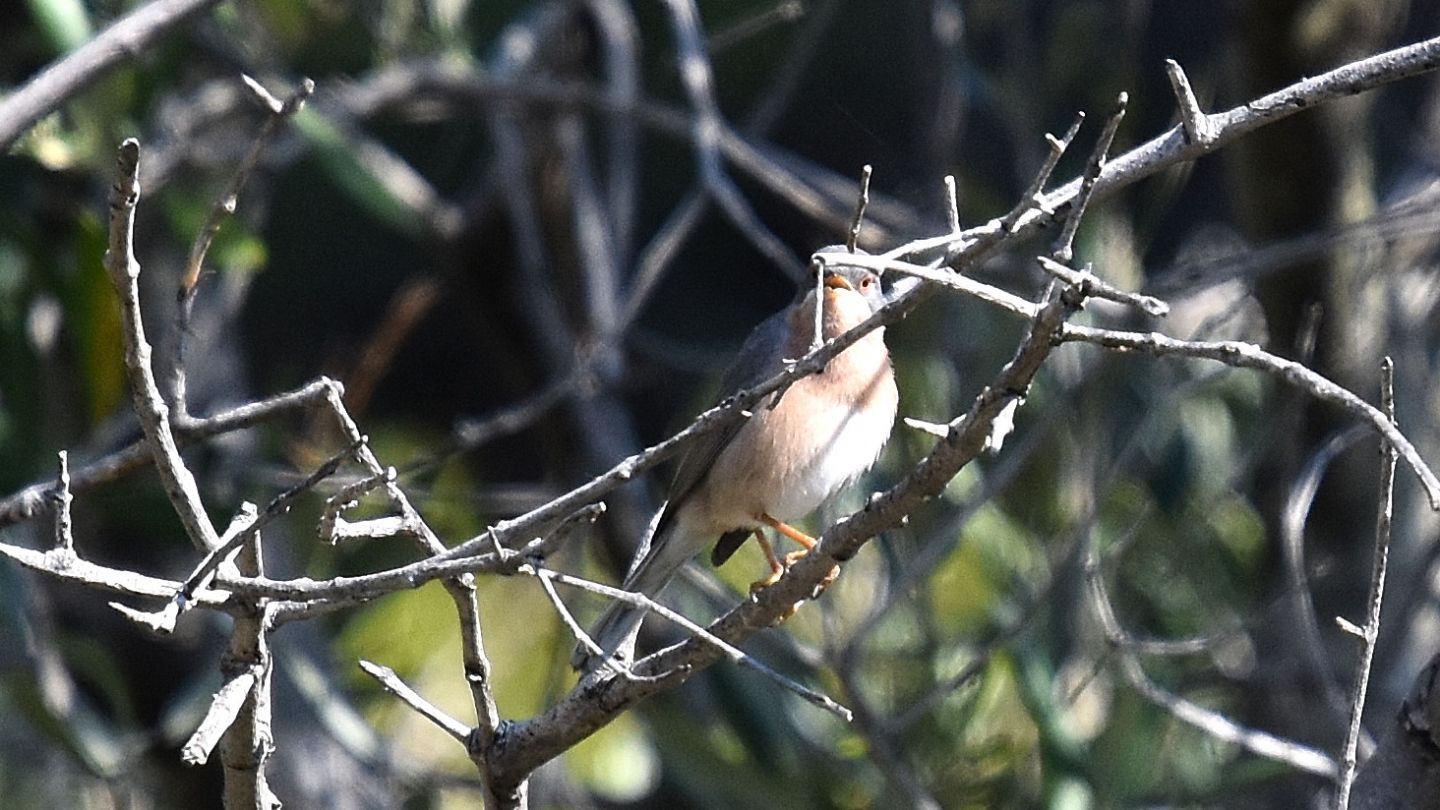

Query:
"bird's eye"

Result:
[[860, 277, 873, 289]]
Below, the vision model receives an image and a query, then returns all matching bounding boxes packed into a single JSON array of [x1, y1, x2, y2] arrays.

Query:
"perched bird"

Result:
[[572, 255, 898, 671]]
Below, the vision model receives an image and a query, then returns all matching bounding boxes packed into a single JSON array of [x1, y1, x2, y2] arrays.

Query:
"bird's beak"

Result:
[[823, 273, 854, 291]]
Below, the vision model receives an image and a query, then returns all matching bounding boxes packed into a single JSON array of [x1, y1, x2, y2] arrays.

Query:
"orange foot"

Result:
[[751, 515, 842, 617], [748, 530, 785, 595]]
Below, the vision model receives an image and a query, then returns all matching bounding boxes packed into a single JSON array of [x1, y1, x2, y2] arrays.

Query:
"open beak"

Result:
[[823, 273, 854, 291]]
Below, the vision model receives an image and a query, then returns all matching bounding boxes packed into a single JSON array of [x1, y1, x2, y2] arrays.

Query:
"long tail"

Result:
[[570, 511, 699, 671]]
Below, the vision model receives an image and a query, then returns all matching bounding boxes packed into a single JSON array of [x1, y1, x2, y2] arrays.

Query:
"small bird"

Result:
[[572, 255, 898, 671]]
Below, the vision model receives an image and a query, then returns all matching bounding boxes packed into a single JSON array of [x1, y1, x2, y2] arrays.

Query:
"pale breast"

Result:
[[694, 327, 897, 530]]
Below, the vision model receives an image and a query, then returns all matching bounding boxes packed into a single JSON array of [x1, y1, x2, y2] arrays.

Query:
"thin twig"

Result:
[[182, 76, 313, 295], [163, 76, 312, 423], [181, 668, 260, 766], [533, 571, 602, 662], [999, 112, 1085, 233], [1058, 325, 1440, 508], [1336, 359, 1399, 809], [1036, 255, 1169, 317], [1008, 36, 1440, 247], [0, 538, 231, 610], [818, 252, 1037, 318], [534, 566, 854, 721], [707, 0, 805, 52], [1086, 543, 1338, 777], [1164, 58, 1215, 146], [52, 451, 73, 554], [1283, 426, 1371, 732], [178, 442, 355, 604], [1053, 92, 1127, 263], [359, 660, 472, 743], [416, 377, 570, 477], [848, 164, 873, 253], [943, 175, 960, 233], [104, 139, 221, 552], [319, 467, 396, 544], [0, 376, 332, 529]]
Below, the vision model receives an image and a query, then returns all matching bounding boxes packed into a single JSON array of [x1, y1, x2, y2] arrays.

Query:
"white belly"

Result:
[[766, 398, 893, 520]]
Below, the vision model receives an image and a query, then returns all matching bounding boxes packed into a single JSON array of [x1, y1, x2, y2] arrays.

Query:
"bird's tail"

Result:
[[570, 508, 696, 671]]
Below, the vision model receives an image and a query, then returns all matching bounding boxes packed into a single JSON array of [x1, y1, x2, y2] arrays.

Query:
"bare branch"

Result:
[[1035, 256, 1169, 317], [943, 175, 960, 233], [0, 377, 334, 529], [1086, 542, 1338, 778], [707, 0, 805, 52], [1003, 36, 1440, 244], [999, 111, 1085, 233], [1282, 426, 1370, 730], [359, 660, 472, 744], [216, 532, 279, 809], [162, 74, 313, 424], [1053, 92, 1127, 263], [1164, 58, 1215, 146], [0, 0, 223, 149], [1337, 358, 1399, 809], [182, 76, 313, 295], [847, 164, 873, 253], [1058, 325, 1440, 507], [0, 537, 227, 612], [534, 566, 853, 721], [179, 443, 353, 605], [182, 669, 260, 766], [104, 139, 220, 552], [52, 451, 73, 554], [820, 252, 1037, 319]]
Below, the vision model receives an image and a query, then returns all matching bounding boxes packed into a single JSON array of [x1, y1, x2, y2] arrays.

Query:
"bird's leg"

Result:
[[762, 514, 817, 551], [761, 513, 839, 589], [748, 530, 786, 594]]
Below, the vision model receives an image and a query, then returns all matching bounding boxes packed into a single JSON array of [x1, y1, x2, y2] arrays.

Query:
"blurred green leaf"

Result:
[[25, 0, 92, 54], [65, 212, 125, 425], [566, 712, 661, 803], [931, 505, 1037, 634]]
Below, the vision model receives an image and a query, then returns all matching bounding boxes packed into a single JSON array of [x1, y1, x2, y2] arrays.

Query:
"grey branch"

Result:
[[0, 540, 228, 609], [182, 669, 260, 766], [1086, 542, 1338, 777], [103, 139, 221, 552], [533, 566, 853, 721], [0, 0, 223, 150], [1053, 92, 1126, 263], [1164, 58, 1215, 146], [0, 375, 338, 530], [1336, 359, 1399, 809], [1036, 255, 1169, 317], [359, 660, 472, 743], [1057, 326, 1440, 507], [52, 451, 73, 553]]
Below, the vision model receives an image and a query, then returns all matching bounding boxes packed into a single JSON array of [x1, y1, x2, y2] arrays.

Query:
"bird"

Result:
[[572, 254, 898, 671]]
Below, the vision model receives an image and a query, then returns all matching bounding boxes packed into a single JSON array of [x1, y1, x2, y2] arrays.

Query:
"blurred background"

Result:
[[2, 0, 1440, 807]]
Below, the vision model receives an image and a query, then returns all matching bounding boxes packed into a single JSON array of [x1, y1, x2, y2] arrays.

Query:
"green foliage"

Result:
[[25, 0, 92, 54]]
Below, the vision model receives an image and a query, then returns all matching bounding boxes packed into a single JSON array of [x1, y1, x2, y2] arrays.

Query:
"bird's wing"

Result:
[[647, 306, 791, 546]]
